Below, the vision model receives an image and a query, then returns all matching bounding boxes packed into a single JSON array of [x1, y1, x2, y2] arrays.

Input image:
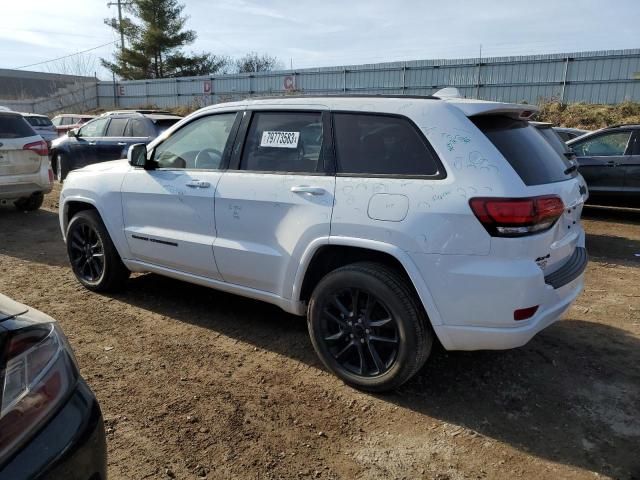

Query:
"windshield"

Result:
[[472, 115, 577, 185]]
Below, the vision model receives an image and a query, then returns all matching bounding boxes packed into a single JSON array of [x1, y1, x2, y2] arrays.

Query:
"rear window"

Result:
[[334, 113, 441, 176], [0, 114, 36, 138], [472, 116, 575, 186], [25, 116, 53, 127]]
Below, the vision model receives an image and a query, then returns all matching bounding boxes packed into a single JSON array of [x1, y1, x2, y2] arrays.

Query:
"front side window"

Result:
[[333, 113, 440, 176], [153, 113, 237, 170], [571, 131, 632, 157], [240, 111, 323, 173], [105, 118, 129, 137], [78, 118, 109, 137]]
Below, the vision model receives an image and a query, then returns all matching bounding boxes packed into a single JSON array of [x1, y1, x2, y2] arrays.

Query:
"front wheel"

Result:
[[308, 262, 433, 392], [66, 210, 130, 292]]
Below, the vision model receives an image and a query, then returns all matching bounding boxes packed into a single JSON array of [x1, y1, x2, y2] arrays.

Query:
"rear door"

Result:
[[99, 117, 135, 161], [570, 130, 632, 194], [213, 107, 334, 295], [620, 130, 640, 197], [0, 114, 41, 178]]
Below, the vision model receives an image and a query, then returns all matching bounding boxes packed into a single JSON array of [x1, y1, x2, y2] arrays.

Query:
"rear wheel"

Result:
[[56, 153, 69, 182], [308, 261, 432, 392], [66, 210, 130, 292], [14, 192, 44, 211]]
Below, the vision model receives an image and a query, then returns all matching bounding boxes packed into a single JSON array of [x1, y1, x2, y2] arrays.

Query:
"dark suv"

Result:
[[50, 111, 182, 181], [568, 124, 640, 205]]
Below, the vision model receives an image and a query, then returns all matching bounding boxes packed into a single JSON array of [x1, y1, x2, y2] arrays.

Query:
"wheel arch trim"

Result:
[[291, 236, 444, 326]]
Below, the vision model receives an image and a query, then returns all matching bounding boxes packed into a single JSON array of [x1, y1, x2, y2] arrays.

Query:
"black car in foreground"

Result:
[[568, 124, 640, 206], [50, 110, 182, 181], [0, 294, 106, 480]]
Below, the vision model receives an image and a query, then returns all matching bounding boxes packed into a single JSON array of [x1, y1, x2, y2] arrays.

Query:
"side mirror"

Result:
[[67, 128, 77, 138], [127, 143, 148, 167]]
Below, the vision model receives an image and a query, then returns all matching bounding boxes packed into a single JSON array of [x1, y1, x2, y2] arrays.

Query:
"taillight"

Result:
[[23, 140, 49, 157], [0, 324, 78, 463], [469, 195, 564, 237]]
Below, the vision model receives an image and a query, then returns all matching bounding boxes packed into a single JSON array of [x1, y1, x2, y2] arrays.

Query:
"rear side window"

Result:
[[105, 118, 129, 137], [571, 131, 632, 157], [126, 118, 149, 137], [0, 114, 35, 138], [153, 119, 180, 135], [61, 117, 75, 126], [472, 116, 574, 186], [333, 113, 441, 176], [241, 111, 323, 173]]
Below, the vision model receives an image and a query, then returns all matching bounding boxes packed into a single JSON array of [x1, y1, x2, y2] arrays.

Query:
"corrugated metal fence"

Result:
[[98, 49, 640, 110]]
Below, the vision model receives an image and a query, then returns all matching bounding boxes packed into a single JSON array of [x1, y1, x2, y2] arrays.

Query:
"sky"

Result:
[[1, 0, 639, 79]]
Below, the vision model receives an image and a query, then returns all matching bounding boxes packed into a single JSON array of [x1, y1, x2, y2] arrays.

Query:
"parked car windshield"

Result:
[[472, 115, 576, 185], [0, 113, 36, 138], [25, 116, 54, 127]]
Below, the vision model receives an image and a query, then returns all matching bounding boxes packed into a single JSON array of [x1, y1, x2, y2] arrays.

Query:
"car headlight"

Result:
[[0, 323, 78, 463]]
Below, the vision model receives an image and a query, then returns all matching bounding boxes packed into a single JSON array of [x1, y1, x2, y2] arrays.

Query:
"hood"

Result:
[[76, 158, 131, 173], [0, 294, 28, 322], [0, 294, 56, 330]]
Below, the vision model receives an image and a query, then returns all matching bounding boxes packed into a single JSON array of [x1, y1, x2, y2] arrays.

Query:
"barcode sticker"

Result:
[[260, 131, 300, 148]]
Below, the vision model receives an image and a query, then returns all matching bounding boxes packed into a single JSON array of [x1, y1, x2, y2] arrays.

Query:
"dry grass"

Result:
[[536, 101, 640, 130]]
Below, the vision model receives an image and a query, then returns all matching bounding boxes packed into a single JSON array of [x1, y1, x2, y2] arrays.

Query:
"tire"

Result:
[[56, 153, 69, 182], [66, 210, 130, 292], [308, 261, 433, 392], [14, 192, 44, 211]]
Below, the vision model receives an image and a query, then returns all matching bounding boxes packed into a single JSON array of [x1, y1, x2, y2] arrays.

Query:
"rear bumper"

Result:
[[0, 379, 107, 480], [433, 272, 584, 350], [0, 165, 53, 200]]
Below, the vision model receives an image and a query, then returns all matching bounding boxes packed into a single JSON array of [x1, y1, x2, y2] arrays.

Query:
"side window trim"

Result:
[[228, 109, 333, 176], [148, 111, 241, 171], [330, 110, 447, 179]]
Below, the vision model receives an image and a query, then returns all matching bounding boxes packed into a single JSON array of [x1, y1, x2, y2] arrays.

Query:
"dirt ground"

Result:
[[1, 184, 639, 480]]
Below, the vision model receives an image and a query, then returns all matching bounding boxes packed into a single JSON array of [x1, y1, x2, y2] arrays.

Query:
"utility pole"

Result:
[[107, 0, 131, 56]]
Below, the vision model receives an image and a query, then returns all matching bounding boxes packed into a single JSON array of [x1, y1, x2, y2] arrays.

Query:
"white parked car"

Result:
[[58, 94, 588, 391], [1, 109, 53, 211]]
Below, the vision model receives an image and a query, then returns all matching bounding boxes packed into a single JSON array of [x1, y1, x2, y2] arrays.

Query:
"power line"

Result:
[[13, 41, 117, 70]]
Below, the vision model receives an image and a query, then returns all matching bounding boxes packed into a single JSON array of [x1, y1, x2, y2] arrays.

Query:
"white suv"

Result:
[[59, 95, 588, 391], [1, 109, 53, 211]]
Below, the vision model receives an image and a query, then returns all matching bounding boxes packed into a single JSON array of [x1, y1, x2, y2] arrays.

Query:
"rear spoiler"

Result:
[[432, 87, 538, 120]]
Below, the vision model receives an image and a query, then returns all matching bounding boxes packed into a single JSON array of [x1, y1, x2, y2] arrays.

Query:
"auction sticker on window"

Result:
[[260, 131, 300, 148]]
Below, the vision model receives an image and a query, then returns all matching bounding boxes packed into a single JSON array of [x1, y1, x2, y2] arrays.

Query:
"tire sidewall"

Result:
[[308, 268, 420, 390], [66, 212, 109, 289]]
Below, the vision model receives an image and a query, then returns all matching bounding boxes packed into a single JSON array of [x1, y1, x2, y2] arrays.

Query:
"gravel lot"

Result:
[[1, 185, 639, 480]]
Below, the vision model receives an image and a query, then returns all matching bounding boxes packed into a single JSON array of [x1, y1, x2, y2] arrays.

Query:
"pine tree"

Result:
[[102, 0, 228, 79]]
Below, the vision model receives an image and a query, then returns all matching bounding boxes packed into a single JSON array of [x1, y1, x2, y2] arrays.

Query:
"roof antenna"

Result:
[[433, 87, 462, 99]]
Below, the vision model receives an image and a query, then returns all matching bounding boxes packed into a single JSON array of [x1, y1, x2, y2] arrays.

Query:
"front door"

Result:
[[621, 131, 640, 198], [214, 108, 334, 296], [70, 117, 110, 168], [121, 112, 240, 280], [572, 130, 633, 194]]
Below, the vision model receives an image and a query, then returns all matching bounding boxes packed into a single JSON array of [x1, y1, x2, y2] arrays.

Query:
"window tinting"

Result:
[[79, 118, 109, 137], [105, 118, 129, 137], [333, 113, 439, 175], [126, 118, 148, 137], [25, 116, 53, 127], [571, 131, 632, 157], [153, 119, 180, 135], [472, 116, 575, 186], [0, 114, 36, 138], [154, 113, 236, 170], [241, 112, 323, 173]]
